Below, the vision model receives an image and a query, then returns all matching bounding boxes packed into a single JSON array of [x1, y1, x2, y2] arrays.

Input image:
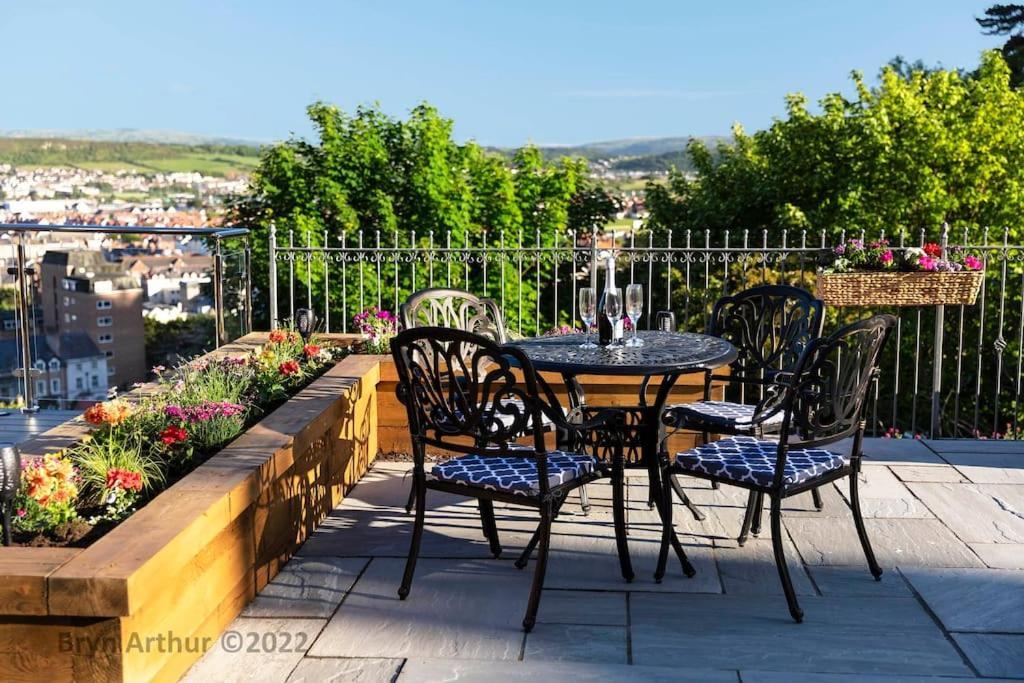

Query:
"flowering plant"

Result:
[[353, 307, 398, 354], [12, 327, 346, 542], [83, 400, 134, 427], [14, 454, 80, 532], [825, 238, 984, 274]]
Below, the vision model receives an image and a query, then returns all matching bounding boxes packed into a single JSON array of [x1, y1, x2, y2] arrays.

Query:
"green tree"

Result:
[[231, 102, 612, 334], [646, 51, 1024, 242], [978, 4, 1024, 87]]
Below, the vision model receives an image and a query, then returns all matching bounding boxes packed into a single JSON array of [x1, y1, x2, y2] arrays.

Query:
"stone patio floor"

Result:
[[184, 437, 1024, 682]]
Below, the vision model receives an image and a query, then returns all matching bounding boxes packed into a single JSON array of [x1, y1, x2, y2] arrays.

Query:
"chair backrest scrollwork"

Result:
[[390, 327, 553, 494], [779, 314, 897, 453], [708, 285, 825, 384], [400, 288, 507, 343]]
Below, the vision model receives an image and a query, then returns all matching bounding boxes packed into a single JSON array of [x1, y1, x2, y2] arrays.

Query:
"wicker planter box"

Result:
[[816, 271, 984, 307]]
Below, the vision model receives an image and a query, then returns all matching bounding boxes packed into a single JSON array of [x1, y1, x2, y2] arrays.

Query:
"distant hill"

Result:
[[0, 132, 729, 177], [536, 135, 728, 159], [0, 138, 261, 177], [0, 128, 261, 147], [490, 135, 730, 172]]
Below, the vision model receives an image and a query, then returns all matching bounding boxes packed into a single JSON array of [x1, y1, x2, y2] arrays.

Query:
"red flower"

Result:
[[268, 330, 287, 344], [303, 344, 321, 359], [160, 424, 188, 446], [923, 243, 943, 258], [106, 468, 143, 493], [279, 360, 301, 376]]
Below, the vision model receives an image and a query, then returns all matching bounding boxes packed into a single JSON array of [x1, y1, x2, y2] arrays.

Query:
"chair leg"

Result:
[[750, 491, 765, 536], [811, 486, 824, 511], [669, 474, 706, 522], [737, 490, 758, 547], [398, 480, 427, 600], [404, 484, 416, 514], [478, 499, 502, 558], [652, 471, 696, 579], [522, 503, 553, 632], [515, 495, 567, 569], [850, 474, 883, 580], [655, 469, 673, 583], [646, 477, 657, 509], [612, 464, 635, 582], [769, 495, 803, 623], [579, 485, 591, 515]]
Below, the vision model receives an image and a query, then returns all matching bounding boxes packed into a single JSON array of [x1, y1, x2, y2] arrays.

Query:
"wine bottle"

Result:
[[597, 254, 622, 345]]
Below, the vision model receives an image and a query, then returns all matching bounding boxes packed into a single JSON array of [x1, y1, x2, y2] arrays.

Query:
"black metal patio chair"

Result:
[[661, 285, 825, 542], [656, 314, 897, 622], [391, 327, 634, 631], [399, 288, 590, 514]]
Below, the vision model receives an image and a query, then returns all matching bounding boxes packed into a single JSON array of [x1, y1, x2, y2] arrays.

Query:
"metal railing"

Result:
[[2, 223, 252, 412], [269, 223, 1024, 439]]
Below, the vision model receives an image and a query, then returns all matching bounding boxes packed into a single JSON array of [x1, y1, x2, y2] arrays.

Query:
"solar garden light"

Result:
[[0, 443, 20, 546], [296, 308, 317, 341]]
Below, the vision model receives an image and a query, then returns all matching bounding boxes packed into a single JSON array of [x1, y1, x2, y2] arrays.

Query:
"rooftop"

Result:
[[183, 437, 1024, 682]]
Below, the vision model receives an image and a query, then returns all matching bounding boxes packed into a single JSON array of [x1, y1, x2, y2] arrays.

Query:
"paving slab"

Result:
[[785, 517, 984, 569], [297, 503, 537, 559], [842, 438, 947, 466], [908, 482, 1024, 544], [741, 672, 1002, 683], [715, 537, 816, 597], [835, 468, 934, 518], [541, 520, 721, 593], [243, 557, 370, 618], [286, 657, 403, 683], [537, 589, 626, 625], [968, 542, 1024, 569], [397, 658, 739, 682], [889, 465, 967, 483], [926, 439, 1024, 455], [523, 623, 627, 664], [807, 566, 913, 597], [951, 633, 1024, 679], [936, 451, 1024, 484], [180, 617, 325, 683], [308, 558, 529, 660], [901, 567, 1024, 633], [629, 593, 970, 676]]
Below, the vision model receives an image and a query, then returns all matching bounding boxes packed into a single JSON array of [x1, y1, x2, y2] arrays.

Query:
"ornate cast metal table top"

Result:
[[509, 331, 737, 376]]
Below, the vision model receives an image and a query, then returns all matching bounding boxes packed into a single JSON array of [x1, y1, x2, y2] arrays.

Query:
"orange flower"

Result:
[[268, 330, 287, 344], [303, 344, 321, 359], [83, 403, 109, 425], [83, 400, 132, 427]]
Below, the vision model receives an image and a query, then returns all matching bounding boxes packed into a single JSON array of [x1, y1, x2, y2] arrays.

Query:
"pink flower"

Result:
[[880, 250, 893, 264], [918, 255, 937, 271], [964, 255, 983, 271]]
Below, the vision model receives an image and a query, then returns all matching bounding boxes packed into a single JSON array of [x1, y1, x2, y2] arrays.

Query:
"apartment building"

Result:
[[0, 332, 107, 407], [39, 251, 146, 390]]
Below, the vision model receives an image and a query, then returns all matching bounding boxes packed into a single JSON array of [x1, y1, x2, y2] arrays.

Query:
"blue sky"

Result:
[[3, 1, 1000, 146]]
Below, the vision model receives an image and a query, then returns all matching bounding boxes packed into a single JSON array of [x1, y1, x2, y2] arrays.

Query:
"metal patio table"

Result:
[[508, 330, 738, 578]]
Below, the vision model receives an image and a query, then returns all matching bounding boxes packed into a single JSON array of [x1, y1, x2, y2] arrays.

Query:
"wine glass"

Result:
[[604, 288, 623, 348], [626, 284, 644, 347], [578, 287, 597, 349]]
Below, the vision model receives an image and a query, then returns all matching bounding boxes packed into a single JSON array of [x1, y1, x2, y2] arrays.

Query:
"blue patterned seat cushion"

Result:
[[428, 448, 597, 497], [668, 400, 785, 433], [675, 436, 846, 489]]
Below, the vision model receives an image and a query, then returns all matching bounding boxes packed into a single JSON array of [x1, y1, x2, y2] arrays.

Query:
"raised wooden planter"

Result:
[[0, 337, 377, 682]]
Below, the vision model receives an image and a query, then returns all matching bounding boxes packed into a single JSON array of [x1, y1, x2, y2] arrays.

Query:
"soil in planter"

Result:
[[13, 512, 116, 547]]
